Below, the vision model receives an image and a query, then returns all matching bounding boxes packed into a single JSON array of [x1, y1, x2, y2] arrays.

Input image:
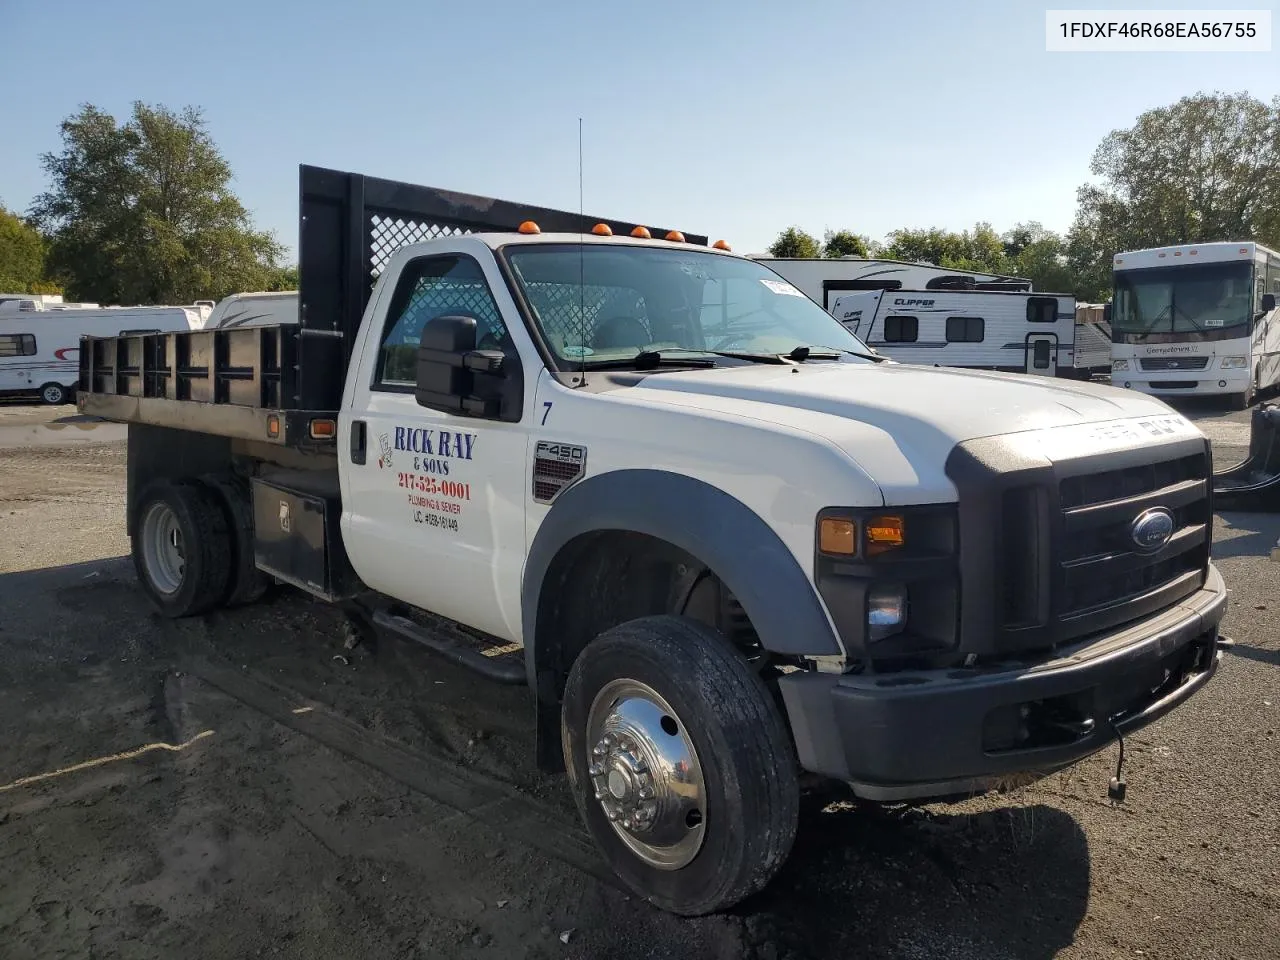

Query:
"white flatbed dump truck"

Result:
[[79, 165, 1230, 916]]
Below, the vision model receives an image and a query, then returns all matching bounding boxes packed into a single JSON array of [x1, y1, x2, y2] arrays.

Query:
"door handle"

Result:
[[351, 420, 367, 465]]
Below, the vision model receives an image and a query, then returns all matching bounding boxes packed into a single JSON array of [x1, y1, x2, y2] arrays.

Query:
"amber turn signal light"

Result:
[[866, 515, 905, 555]]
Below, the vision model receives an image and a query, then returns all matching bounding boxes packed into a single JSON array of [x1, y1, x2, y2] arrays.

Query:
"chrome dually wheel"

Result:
[[586, 678, 706, 869]]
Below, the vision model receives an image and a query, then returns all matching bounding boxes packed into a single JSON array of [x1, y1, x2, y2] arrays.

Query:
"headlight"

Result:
[[1112, 359, 1130, 372], [867, 584, 908, 641], [1220, 356, 1248, 369], [813, 506, 958, 657]]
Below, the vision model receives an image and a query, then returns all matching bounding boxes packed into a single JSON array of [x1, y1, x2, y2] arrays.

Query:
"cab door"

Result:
[[338, 251, 531, 642]]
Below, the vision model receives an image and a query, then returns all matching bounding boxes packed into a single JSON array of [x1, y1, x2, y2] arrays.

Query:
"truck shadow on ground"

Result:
[[740, 791, 1089, 959]]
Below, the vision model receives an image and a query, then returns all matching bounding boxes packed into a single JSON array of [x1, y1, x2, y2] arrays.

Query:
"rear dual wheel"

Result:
[[560, 615, 799, 915], [133, 480, 233, 617]]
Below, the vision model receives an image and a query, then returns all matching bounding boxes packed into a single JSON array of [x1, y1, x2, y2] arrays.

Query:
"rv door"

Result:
[[1025, 333, 1058, 377]]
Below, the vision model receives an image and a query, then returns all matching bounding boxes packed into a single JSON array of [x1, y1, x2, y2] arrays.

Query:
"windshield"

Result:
[[502, 243, 875, 368], [1112, 261, 1253, 344]]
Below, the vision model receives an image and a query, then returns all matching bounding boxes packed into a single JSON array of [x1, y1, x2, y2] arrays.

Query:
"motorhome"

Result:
[[1109, 242, 1280, 409], [0, 303, 203, 404], [756, 258, 1105, 378]]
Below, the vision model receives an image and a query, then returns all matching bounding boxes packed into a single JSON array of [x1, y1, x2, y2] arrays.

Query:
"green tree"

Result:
[[31, 102, 283, 304], [1000, 222, 1076, 293], [767, 226, 820, 258], [265, 264, 298, 291], [1068, 91, 1280, 294], [821, 229, 871, 259], [0, 203, 60, 292], [882, 223, 1013, 275]]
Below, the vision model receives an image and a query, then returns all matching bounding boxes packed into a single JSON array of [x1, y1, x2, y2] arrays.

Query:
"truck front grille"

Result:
[[1055, 452, 1209, 633], [946, 432, 1213, 660], [1139, 356, 1209, 371]]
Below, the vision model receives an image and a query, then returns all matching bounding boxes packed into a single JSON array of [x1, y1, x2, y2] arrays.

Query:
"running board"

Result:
[[1212, 402, 1280, 512], [370, 608, 527, 685]]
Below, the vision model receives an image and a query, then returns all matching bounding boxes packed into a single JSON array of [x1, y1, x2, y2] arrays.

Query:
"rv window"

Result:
[[882, 316, 918, 342], [1027, 297, 1058, 323], [945, 316, 984, 342], [0, 333, 36, 357]]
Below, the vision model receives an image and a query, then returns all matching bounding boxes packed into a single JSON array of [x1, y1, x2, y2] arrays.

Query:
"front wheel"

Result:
[[560, 615, 799, 915], [39, 382, 68, 405], [1230, 384, 1253, 411]]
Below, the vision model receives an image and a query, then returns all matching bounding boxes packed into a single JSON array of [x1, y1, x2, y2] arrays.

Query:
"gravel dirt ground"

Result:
[[1, 400, 1277, 960]]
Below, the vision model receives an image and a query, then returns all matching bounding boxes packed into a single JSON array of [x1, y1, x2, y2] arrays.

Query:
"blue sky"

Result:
[[0, 0, 1275, 259]]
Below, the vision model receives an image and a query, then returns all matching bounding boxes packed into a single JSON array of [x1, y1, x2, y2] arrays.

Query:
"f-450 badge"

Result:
[[532, 442, 587, 504]]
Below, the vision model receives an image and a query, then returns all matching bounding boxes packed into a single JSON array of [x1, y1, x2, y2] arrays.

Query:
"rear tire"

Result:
[[560, 615, 799, 916], [39, 382, 68, 405], [201, 474, 271, 607], [132, 479, 234, 618]]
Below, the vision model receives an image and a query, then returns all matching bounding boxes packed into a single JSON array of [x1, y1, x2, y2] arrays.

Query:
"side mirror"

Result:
[[1103, 303, 1112, 325], [1263, 293, 1276, 313], [415, 314, 507, 417]]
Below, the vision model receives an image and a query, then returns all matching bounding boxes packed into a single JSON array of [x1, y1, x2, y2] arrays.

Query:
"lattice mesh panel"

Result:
[[369, 214, 472, 281], [366, 212, 654, 351]]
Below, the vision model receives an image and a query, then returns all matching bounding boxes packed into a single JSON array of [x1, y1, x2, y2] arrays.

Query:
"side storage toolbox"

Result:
[[250, 477, 361, 601]]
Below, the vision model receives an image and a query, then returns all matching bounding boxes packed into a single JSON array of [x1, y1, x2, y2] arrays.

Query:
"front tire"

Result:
[[132, 479, 234, 617], [39, 382, 68, 405], [560, 615, 799, 915], [1230, 385, 1253, 411]]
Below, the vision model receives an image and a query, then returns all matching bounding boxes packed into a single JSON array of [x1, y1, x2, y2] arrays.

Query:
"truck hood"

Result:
[[621, 362, 1201, 503]]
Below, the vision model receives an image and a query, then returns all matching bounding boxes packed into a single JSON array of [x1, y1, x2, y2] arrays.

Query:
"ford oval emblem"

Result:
[[1130, 507, 1174, 552]]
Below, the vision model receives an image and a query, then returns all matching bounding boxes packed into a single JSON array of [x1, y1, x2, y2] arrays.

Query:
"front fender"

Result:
[[521, 468, 843, 688]]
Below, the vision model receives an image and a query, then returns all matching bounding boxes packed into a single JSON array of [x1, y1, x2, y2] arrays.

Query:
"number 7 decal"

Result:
[[541, 401, 553, 425]]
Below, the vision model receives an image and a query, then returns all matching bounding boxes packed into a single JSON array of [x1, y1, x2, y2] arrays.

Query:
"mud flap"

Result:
[[1212, 402, 1280, 512]]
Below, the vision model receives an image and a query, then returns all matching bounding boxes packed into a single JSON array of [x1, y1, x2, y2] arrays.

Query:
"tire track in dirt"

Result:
[[184, 658, 623, 891]]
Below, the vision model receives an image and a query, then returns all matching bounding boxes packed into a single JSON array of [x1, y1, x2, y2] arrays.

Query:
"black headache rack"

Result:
[[78, 164, 706, 447]]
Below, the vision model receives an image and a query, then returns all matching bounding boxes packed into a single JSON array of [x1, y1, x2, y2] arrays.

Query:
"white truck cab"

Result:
[[79, 166, 1229, 916]]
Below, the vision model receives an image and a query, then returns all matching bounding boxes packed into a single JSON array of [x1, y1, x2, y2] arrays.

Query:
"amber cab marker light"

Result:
[[866, 515, 905, 555], [518, 220, 541, 235], [592, 223, 613, 236], [713, 239, 732, 251], [819, 518, 857, 555], [266, 415, 281, 439], [665, 230, 686, 242], [631, 226, 652, 239], [309, 418, 336, 439]]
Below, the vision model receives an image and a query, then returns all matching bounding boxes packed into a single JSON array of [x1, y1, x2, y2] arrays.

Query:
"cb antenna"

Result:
[[577, 116, 587, 387]]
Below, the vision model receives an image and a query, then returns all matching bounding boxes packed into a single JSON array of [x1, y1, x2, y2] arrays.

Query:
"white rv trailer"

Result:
[[751, 257, 1032, 299], [194, 291, 298, 330], [755, 257, 1105, 378], [1109, 241, 1280, 409], [828, 288, 1097, 377], [0, 303, 201, 404]]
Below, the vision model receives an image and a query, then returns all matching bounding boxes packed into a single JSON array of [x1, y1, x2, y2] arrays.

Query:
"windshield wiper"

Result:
[[1134, 304, 1173, 341], [794, 344, 887, 363], [636, 348, 789, 367]]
